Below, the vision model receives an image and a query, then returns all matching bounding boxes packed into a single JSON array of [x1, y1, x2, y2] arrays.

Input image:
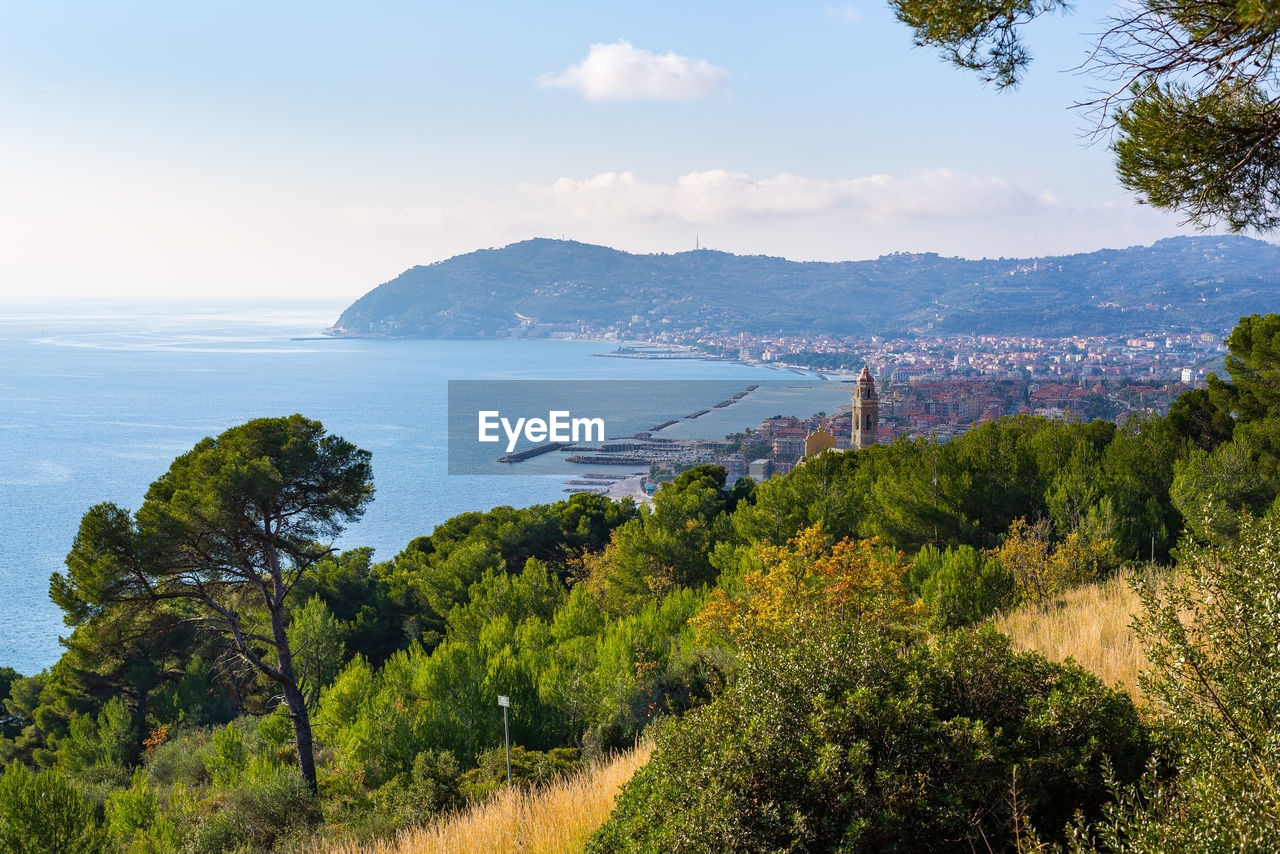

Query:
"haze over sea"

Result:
[[0, 302, 813, 675]]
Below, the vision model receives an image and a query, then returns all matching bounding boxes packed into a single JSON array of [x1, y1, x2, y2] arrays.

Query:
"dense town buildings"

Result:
[[696, 329, 1224, 475], [575, 326, 1227, 487]]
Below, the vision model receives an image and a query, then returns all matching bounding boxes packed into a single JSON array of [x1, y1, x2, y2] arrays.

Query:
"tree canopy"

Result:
[[892, 0, 1280, 230], [50, 415, 373, 791]]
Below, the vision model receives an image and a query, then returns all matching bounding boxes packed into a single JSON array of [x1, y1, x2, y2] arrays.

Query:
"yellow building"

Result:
[[803, 427, 838, 459]]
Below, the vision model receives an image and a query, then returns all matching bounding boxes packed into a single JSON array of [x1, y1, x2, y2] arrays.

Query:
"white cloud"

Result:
[[538, 40, 729, 101], [325, 168, 1193, 273], [825, 4, 863, 24], [517, 168, 1060, 223]]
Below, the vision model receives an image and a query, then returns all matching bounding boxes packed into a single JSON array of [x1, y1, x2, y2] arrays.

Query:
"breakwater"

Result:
[[498, 442, 567, 463]]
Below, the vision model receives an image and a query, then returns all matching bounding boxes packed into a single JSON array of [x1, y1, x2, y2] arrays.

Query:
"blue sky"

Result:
[[0, 1, 1216, 300]]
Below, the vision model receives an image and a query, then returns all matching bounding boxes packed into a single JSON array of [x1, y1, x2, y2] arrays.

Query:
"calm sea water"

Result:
[[0, 302, 810, 674]]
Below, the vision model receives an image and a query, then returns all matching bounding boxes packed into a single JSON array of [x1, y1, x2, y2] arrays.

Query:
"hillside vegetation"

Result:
[[3, 314, 1280, 851], [330, 235, 1280, 338], [331, 579, 1148, 854]]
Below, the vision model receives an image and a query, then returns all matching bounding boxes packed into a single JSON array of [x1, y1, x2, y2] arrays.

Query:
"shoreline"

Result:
[[320, 330, 866, 382]]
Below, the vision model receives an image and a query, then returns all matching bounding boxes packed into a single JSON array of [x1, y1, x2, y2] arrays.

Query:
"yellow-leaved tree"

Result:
[[994, 517, 1115, 605], [693, 523, 923, 653]]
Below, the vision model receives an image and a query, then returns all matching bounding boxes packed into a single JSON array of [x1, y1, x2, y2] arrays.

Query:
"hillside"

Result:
[[328, 235, 1280, 339], [993, 568, 1149, 701], [320, 744, 651, 854]]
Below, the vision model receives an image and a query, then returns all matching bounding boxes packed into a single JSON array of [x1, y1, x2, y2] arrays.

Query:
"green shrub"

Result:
[[55, 696, 137, 775], [187, 765, 320, 854], [590, 626, 1150, 854], [365, 749, 464, 834], [460, 745, 581, 802], [918, 545, 1016, 627], [906, 543, 945, 596], [104, 770, 181, 853], [412, 748, 464, 810], [1068, 753, 1280, 853], [203, 723, 247, 789], [287, 595, 347, 710], [148, 657, 234, 727], [1070, 513, 1280, 851], [144, 727, 212, 788], [143, 718, 271, 796], [70, 763, 133, 807], [258, 706, 295, 757], [0, 762, 106, 853]]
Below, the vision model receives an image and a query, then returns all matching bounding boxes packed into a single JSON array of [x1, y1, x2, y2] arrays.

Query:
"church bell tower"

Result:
[[852, 365, 878, 450]]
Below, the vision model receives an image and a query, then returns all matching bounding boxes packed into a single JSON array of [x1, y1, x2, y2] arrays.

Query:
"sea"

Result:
[[0, 302, 851, 675]]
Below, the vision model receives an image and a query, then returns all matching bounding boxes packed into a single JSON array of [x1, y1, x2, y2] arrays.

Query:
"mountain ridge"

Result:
[[329, 235, 1280, 339]]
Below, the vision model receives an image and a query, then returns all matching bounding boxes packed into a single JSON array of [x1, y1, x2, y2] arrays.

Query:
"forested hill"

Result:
[[328, 235, 1280, 339]]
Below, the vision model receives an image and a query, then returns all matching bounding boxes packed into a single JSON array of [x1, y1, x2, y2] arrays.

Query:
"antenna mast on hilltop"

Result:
[[696, 234, 699, 251]]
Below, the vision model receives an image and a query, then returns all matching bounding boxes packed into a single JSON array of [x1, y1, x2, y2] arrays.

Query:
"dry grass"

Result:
[[993, 568, 1155, 701], [318, 743, 652, 854]]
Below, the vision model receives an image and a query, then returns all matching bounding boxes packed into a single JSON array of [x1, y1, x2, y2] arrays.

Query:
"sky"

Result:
[[0, 1, 1228, 301]]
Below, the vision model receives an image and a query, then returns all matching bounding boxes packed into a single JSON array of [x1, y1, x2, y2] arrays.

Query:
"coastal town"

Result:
[[527, 326, 1230, 501], [513, 313, 1224, 402]]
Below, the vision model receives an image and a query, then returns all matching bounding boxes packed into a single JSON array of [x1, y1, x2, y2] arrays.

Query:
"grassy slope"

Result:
[[317, 573, 1152, 854], [318, 743, 652, 854], [993, 568, 1152, 701]]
